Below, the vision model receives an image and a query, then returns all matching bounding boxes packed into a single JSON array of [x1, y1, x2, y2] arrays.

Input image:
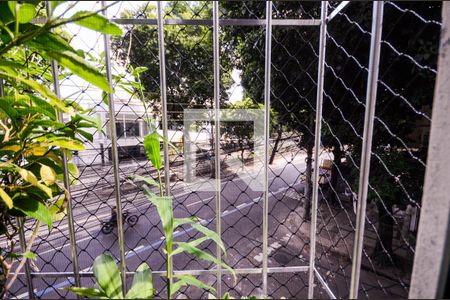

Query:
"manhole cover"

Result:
[[274, 253, 291, 265]]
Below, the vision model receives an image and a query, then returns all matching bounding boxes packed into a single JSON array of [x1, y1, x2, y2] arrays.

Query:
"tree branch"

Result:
[[5, 220, 41, 293]]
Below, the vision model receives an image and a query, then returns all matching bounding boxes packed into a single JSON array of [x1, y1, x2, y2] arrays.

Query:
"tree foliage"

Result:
[[0, 1, 122, 295], [221, 1, 441, 261], [113, 2, 232, 123]]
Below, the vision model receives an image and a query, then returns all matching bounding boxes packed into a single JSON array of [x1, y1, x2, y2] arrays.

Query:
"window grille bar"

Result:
[[23, 265, 309, 278], [101, 1, 127, 293], [156, 3, 171, 205], [262, 1, 273, 296], [314, 268, 337, 299], [156, 0, 172, 289], [17, 218, 35, 300], [327, 1, 350, 22], [212, 1, 223, 297], [349, 2, 384, 298], [112, 18, 320, 27], [308, 2, 328, 298], [45, 1, 81, 295]]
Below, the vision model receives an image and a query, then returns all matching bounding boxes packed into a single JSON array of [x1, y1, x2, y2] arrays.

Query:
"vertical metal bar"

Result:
[[157, 0, 170, 213], [101, 1, 127, 293], [262, 1, 272, 296], [212, 1, 222, 297], [0, 80, 4, 96], [156, 0, 172, 288], [308, 2, 328, 299], [17, 218, 35, 300], [45, 2, 81, 293], [349, 2, 384, 298]]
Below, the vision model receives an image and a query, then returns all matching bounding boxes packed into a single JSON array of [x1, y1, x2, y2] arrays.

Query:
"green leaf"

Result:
[[173, 216, 201, 229], [29, 95, 57, 120], [8, 2, 36, 24], [0, 187, 13, 209], [132, 66, 148, 76], [43, 50, 112, 93], [72, 11, 122, 35], [171, 236, 209, 256], [67, 162, 79, 185], [16, 3, 36, 24], [128, 175, 159, 187], [37, 182, 53, 198], [22, 251, 36, 260], [172, 242, 236, 281], [40, 164, 56, 186], [66, 287, 107, 298], [18, 168, 38, 186], [0, 97, 18, 128], [125, 263, 154, 299], [143, 134, 162, 169], [92, 253, 123, 299], [46, 137, 85, 151], [6, 251, 36, 260], [0, 2, 14, 24], [143, 187, 173, 250], [76, 114, 103, 133], [13, 198, 52, 230], [191, 222, 226, 255], [171, 274, 215, 297], [67, 162, 79, 177], [0, 71, 72, 114], [76, 129, 94, 142], [28, 31, 77, 53], [49, 196, 67, 221], [0, 59, 25, 71]]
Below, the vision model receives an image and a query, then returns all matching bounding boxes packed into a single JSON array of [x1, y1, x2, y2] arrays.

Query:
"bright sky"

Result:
[[53, 1, 243, 104]]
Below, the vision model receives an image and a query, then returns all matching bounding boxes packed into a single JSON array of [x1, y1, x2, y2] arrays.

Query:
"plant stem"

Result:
[[14, 3, 19, 37], [167, 253, 172, 299], [157, 169, 164, 197], [155, 169, 171, 297], [5, 220, 41, 293]]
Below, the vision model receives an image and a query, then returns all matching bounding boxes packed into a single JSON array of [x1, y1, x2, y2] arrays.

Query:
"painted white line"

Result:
[[33, 184, 297, 298], [236, 203, 246, 209], [186, 196, 214, 207]]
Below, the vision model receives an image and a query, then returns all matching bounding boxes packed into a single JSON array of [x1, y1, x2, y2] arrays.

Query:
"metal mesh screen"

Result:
[[1, 1, 442, 299]]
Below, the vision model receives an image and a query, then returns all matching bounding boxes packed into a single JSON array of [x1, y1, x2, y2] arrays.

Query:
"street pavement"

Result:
[[10, 153, 311, 299]]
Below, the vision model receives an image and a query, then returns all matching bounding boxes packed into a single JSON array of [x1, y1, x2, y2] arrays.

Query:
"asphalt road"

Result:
[[9, 153, 311, 299], [6, 150, 407, 299]]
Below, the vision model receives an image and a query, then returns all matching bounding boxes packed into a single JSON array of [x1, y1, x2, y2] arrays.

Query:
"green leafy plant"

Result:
[[69, 253, 154, 299], [0, 1, 122, 296], [69, 130, 235, 299]]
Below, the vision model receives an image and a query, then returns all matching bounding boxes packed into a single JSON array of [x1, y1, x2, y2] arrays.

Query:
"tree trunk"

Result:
[[210, 126, 216, 179], [269, 126, 282, 165], [373, 201, 395, 266], [239, 138, 245, 162], [329, 146, 342, 203], [303, 144, 313, 221]]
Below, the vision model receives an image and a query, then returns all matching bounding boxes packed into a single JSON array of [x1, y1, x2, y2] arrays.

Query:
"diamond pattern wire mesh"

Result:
[[2, 1, 441, 299], [316, 1, 441, 299]]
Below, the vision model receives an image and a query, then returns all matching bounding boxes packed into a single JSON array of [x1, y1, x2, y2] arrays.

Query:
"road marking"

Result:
[[186, 196, 214, 207], [236, 203, 246, 209], [32, 185, 294, 298], [254, 241, 282, 263]]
